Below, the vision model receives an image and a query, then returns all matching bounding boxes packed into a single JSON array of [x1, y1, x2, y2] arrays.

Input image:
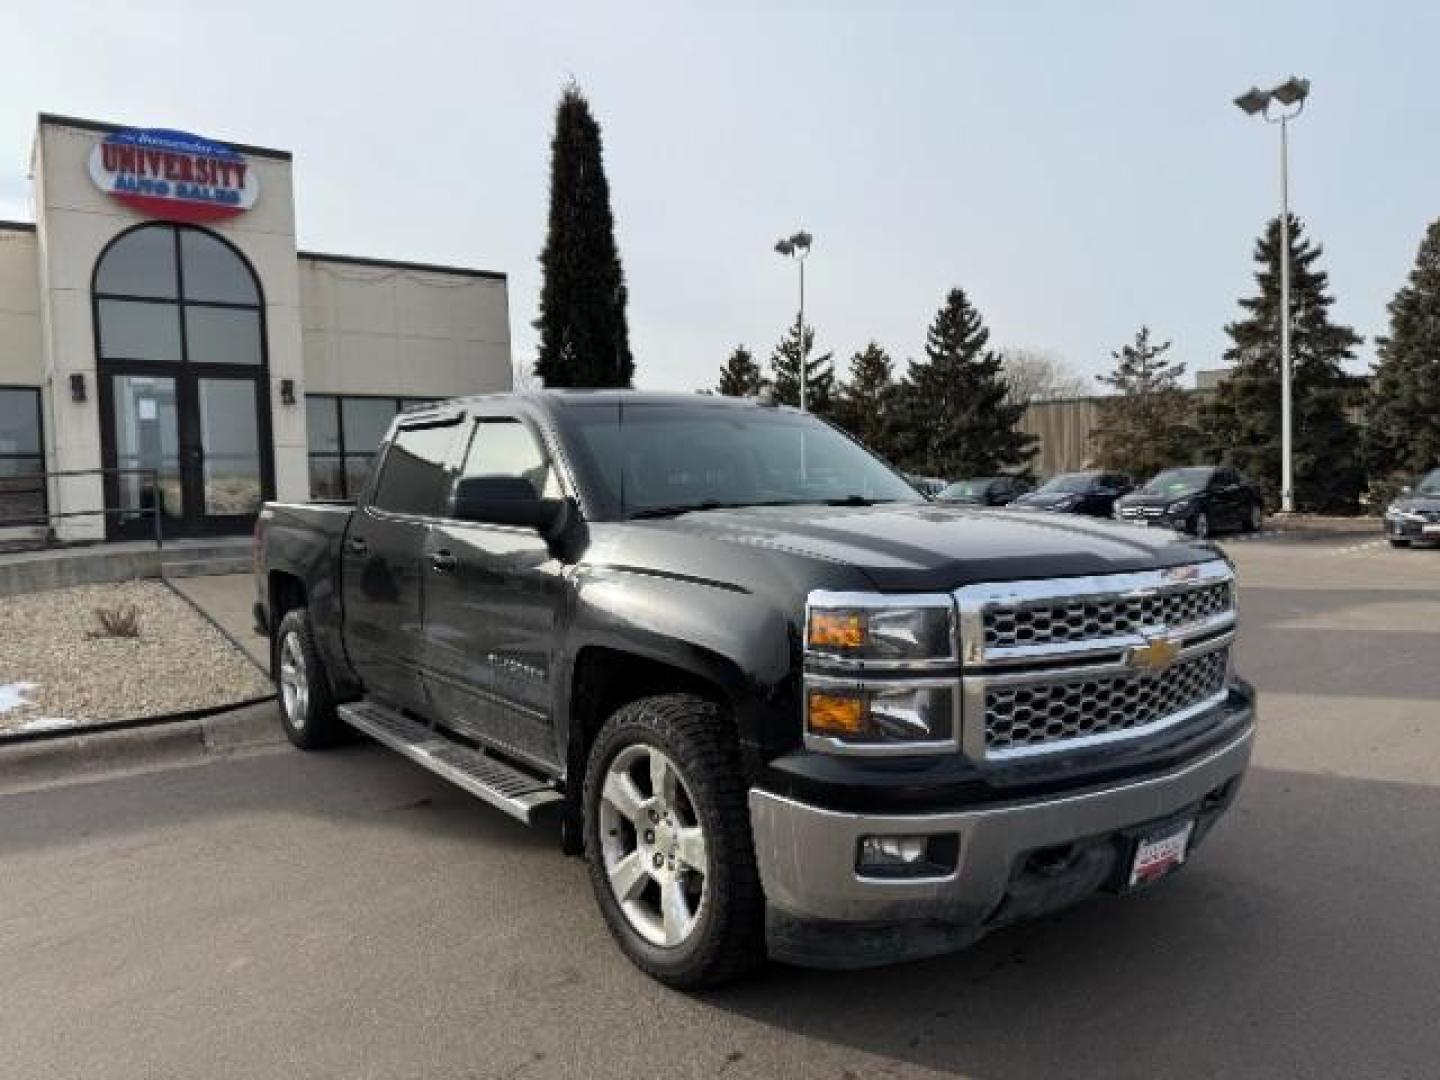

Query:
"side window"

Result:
[[458, 418, 561, 499], [371, 422, 459, 516]]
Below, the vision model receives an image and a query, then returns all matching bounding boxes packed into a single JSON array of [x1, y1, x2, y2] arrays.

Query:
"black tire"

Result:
[[1191, 511, 1212, 540], [582, 693, 766, 990], [1243, 503, 1262, 533], [1388, 536, 1411, 549], [273, 608, 345, 749]]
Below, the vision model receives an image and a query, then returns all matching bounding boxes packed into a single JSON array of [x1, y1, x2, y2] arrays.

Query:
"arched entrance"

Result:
[[93, 223, 273, 539]]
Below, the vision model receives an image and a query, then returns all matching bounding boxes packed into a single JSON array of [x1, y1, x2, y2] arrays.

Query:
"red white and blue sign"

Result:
[[88, 128, 259, 223]]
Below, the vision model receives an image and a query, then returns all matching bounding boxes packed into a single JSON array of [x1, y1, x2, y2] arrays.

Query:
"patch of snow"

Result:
[[0, 682, 39, 714], [13, 715, 75, 733]]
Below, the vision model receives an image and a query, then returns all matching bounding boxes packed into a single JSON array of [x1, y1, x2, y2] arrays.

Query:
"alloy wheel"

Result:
[[278, 631, 310, 729], [598, 744, 709, 948]]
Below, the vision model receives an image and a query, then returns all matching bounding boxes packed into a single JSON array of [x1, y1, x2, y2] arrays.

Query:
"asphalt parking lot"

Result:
[[3, 526, 1439, 1079]]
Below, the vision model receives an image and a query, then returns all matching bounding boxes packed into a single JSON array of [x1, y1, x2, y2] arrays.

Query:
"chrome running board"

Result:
[[339, 700, 563, 824]]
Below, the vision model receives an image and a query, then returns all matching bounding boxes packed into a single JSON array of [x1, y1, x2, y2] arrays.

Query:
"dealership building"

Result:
[[0, 113, 511, 544]]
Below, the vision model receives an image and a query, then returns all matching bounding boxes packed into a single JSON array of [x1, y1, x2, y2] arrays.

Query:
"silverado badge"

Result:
[[1127, 635, 1182, 675]]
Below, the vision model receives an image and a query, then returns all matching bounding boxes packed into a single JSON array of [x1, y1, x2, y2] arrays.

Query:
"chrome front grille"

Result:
[[984, 579, 1233, 650], [956, 561, 1237, 759], [985, 646, 1229, 753]]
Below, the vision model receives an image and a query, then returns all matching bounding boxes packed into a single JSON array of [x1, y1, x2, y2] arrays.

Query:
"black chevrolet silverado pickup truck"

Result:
[[254, 391, 1254, 988]]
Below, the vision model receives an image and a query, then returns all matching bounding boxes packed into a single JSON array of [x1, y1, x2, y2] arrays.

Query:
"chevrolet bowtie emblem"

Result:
[[1128, 635, 1182, 674]]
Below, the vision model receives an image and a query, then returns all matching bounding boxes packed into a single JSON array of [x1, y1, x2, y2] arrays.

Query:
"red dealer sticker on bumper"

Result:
[[1129, 819, 1195, 887]]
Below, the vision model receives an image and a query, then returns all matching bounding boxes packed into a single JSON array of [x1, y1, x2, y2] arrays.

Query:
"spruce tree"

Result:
[[893, 288, 1036, 478], [1092, 327, 1199, 481], [1363, 217, 1440, 485], [534, 83, 634, 388], [768, 323, 836, 416], [833, 342, 898, 458], [716, 346, 766, 397], [1200, 215, 1363, 512]]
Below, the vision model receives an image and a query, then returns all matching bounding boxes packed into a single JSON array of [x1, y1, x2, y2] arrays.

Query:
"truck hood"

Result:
[[634, 502, 1217, 592]]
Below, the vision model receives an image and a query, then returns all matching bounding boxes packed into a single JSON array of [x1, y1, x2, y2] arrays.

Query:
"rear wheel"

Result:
[[1388, 536, 1411, 548], [1243, 503, 1262, 533], [583, 693, 766, 989], [274, 608, 344, 749]]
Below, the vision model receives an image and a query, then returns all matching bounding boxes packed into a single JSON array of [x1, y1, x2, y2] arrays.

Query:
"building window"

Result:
[[305, 395, 438, 500], [94, 224, 263, 366], [0, 387, 46, 526]]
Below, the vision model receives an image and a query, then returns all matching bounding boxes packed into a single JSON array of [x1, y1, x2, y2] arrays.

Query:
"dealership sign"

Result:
[[88, 128, 259, 223]]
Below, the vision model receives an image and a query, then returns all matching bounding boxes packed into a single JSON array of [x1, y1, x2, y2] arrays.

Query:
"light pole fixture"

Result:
[[1234, 75, 1310, 514], [774, 230, 813, 410]]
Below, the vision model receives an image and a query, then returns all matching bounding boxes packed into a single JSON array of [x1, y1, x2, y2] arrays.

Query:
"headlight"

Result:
[[806, 594, 956, 665], [805, 679, 957, 752], [803, 592, 960, 754], [1169, 498, 1195, 514]]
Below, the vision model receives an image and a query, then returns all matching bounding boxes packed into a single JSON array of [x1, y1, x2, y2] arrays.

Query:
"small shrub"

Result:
[[92, 603, 142, 639]]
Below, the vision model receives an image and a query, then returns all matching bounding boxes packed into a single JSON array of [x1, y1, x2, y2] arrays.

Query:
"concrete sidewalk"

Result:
[[167, 572, 269, 674]]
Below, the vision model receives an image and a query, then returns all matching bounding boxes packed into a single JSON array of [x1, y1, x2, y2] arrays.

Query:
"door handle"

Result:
[[430, 550, 458, 573], [348, 536, 369, 555]]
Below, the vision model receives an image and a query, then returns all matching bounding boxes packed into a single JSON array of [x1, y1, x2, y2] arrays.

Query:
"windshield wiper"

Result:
[[820, 495, 899, 507], [627, 500, 742, 520]]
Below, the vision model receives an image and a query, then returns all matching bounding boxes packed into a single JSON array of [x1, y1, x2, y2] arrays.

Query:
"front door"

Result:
[[93, 223, 272, 540], [101, 370, 270, 539], [422, 414, 569, 771]]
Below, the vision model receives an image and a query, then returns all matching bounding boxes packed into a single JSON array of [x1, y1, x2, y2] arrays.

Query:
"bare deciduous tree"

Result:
[[999, 348, 1091, 405]]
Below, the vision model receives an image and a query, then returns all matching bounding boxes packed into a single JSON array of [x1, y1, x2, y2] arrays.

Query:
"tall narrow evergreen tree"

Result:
[[716, 345, 766, 397], [768, 323, 836, 416], [893, 288, 1035, 477], [1364, 217, 1440, 483], [1200, 215, 1363, 512], [534, 83, 634, 388], [833, 342, 898, 457], [1092, 327, 1199, 480]]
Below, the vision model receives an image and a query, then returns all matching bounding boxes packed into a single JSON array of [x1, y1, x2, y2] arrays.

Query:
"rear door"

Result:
[[341, 415, 463, 715], [421, 413, 570, 771]]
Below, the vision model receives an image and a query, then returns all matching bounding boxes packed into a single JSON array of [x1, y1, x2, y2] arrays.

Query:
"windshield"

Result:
[[1416, 469, 1440, 496], [1141, 467, 1213, 497], [939, 480, 989, 500], [561, 402, 923, 519], [1036, 473, 1095, 494]]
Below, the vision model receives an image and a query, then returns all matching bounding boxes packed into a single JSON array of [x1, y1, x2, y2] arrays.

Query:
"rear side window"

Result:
[[458, 418, 561, 498], [371, 422, 459, 516]]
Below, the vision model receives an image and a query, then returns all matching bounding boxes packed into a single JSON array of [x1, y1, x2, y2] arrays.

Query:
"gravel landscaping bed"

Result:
[[0, 580, 271, 734]]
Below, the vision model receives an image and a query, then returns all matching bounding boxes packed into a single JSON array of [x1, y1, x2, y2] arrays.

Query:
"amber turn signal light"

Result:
[[806, 690, 867, 737], [808, 610, 865, 650]]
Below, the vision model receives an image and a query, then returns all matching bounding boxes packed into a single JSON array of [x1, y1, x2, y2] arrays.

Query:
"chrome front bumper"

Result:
[[749, 717, 1253, 931]]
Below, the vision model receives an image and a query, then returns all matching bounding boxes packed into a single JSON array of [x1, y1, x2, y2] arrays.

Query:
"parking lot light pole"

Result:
[[1235, 76, 1310, 514], [774, 231, 813, 410]]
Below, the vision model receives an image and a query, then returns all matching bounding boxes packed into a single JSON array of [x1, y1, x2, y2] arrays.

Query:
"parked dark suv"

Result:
[[935, 476, 1032, 506], [1115, 466, 1263, 539], [1383, 468, 1440, 547], [1008, 471, 1132, 518]]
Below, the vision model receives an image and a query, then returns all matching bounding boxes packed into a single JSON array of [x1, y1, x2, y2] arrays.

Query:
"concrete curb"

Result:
[[0, 700, 285, 796]]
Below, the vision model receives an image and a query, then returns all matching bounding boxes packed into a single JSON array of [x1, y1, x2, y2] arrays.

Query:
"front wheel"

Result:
[[1191, 511, 1212, 540], [1388, 536, 1411, 549], [582, 693, 766, 989], [1243, 504, 1262, 533]]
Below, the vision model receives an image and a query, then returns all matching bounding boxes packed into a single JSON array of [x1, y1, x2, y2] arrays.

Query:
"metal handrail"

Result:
[[0, 467, 164, 550]]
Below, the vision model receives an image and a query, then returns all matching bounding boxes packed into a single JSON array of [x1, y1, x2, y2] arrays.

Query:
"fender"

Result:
[[555, 562, 803, 779]]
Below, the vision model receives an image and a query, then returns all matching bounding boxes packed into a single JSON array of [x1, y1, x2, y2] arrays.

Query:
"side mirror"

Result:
[[453, 476, 563, 532]]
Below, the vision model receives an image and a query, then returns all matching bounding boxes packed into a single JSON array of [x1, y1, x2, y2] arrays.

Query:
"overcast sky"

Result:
[[4, 1, 1437, 391]]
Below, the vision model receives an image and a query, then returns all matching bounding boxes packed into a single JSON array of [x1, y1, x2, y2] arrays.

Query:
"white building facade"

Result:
[[0, 114, 511, 543]]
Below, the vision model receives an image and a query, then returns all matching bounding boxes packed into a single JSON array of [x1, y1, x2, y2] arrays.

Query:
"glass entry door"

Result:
[[102, 370, 270, 540]]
